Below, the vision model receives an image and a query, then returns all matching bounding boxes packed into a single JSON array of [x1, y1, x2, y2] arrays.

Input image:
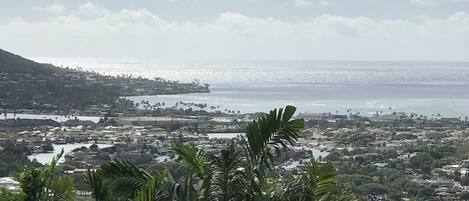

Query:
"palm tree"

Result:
[[88, 106, 354, 201], [208, 142, 244, 201], [85, 169, 111, 201], [19, 149, 76, 201], [240, 105, 304, 200], [280, 159, 336, 201], [98, 157, 153, 200]]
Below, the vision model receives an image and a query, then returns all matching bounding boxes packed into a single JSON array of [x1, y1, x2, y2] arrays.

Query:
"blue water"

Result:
[[33, 58, 469, 117]]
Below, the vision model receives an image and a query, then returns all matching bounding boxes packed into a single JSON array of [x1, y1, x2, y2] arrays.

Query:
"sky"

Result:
[[0, 0, 468, 61]]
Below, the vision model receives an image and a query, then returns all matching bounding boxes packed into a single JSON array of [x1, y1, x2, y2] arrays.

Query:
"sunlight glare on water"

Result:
[[33, 57, 469, 117]]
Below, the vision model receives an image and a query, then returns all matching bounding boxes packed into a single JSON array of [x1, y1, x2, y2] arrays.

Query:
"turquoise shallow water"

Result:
[[33, 58, 469, 117], [128, 93, 469, 117]]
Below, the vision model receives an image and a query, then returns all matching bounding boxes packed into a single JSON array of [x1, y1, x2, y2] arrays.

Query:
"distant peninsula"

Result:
[[0, 49, 209, 112]]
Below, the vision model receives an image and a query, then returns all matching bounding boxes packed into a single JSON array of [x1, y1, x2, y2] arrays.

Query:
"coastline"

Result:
[[125, 92, 469, 118]]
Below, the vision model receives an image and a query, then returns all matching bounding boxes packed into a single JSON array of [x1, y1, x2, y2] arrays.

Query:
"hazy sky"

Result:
[[1, 0, 469, 61]]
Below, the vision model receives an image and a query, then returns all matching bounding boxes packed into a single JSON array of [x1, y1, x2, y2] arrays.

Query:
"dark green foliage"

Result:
[[85, 169, 111, 201], [354, 183, 389, 196], [243, 105, 304, 178], [85, 106, 356, 201], [409, 152, 433, 174], [0, 49, 209, 110], [208, 143, 243, 201], [2, 106, 359, 201], [461, 191, 469, 200], [391, 133, 417, 140], [337, 174, 373, 187], [0, 143, 40, 177], [171, 143, 208, 178], [20, 168, 44, 201], [461, 175, 469, 186], [0, 119, 61, 132], [0, 187, 22, 201], [281, 159, 337, 201], [417, 186, 434, 199], [99, 157, 152, 199], [19, 149, 76, 201]]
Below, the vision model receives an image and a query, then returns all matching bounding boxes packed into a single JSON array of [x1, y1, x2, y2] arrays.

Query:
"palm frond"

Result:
[[100, 157, 152, 199], [136, 177, 160, 201], [44, 148, 64, 179], [208, 142, 244, 201], [85, 169, 111, 201], [244, 105, 304, 168], [170, 142, 208, 178], [45, 176, 77, 201], [20, 148, 77, 201], [281, 158, 337, 201]]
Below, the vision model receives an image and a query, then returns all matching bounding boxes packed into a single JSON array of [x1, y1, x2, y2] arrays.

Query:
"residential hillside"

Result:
[[0, 49, 209, 111]]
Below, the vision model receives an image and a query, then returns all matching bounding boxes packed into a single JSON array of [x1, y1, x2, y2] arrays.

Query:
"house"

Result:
[[439, 118, 461, 124], [442, 164, 461, 175], [369, 113, 408, 121], [0, 177, 20, 193], [297, 113, 331, 120], [374, 162, 388, 170]]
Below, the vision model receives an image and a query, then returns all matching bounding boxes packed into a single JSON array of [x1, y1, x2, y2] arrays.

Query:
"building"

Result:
[[0, 177, 20, 193]]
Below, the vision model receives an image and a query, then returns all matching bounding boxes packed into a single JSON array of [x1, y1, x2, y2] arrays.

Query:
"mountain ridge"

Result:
[[0, 49, 209, 111]]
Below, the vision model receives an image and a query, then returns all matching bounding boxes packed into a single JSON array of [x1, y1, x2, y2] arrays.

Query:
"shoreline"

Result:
[[125, 93, 469, 118]]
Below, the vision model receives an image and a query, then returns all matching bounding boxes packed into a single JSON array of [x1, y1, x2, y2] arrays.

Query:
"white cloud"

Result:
[[294, 0, 313, 7], [293, 0, 333, 7], [409, 0, 436, 6], [1, 2, 469, 60], [34, 2, 67, 15], [320, 1, 334, 6], [410, 0, 469, 6], [76, 2, 111, 17]]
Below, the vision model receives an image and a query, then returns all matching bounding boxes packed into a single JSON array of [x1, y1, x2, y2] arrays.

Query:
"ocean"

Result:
[[33, 57, 469, 117]]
